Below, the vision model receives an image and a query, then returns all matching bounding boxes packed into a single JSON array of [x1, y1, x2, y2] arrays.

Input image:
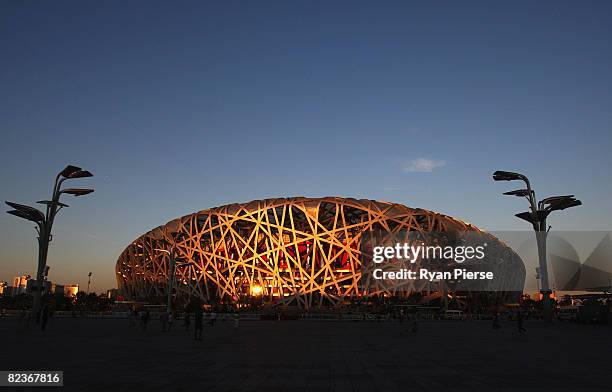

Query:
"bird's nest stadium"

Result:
[[116, 197, 525, 308]]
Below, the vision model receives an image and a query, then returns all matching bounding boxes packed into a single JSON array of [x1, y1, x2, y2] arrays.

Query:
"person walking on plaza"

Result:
[[168, 312, 174, 330], [517, 310, 526, 334], [40, 304, 50, 332], [492, 312, 501, 330], [160, 311, 168, 332], [183, 313, 191, 331], [23, 308, 31, 329], [209, 311, 217, 327], [139, 310, 145, 330], [141, 309, 150, 332], [128, 308, 136, 327], [194, 308, 203, 340], [410, 314, 419, 333]]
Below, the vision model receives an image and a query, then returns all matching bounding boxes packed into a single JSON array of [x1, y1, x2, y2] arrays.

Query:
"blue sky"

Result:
[[1, 1, 611, 291]]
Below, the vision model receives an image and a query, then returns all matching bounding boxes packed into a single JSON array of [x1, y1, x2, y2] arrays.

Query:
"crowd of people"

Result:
[[10, 300, 597, 338], [126, 307, 241, 340]]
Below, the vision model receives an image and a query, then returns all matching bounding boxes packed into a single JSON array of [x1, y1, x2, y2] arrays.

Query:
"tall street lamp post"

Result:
[[155, 240, 188, 315], [493, 170, 581, 322], [6, 165, 94, 320], [87, 272, 92, 295]]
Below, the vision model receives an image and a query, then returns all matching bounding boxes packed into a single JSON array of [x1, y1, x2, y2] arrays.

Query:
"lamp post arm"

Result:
[[167, 245, 177, 315], [32, 171, 66, 319], [47, 176, 68, 231], [48, 174, 63, 222], [518, 175, 540, 230], [50, 205, 65, 221]]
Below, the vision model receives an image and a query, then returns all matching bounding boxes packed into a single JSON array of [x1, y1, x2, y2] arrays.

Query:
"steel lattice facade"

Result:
[[116, 197, 524, 308]]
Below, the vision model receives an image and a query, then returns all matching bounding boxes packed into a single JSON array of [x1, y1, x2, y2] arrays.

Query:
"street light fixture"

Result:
[[66, 170, 93, 179], [492, 171, 525, 182], [493, 170, 581, 322], [6, 209, 44, 224], [545, 198, 582, 212], [37, 200, 69, 208], [5, 164, 94, 321], [502, 189, 531, 197], [539, 195, 575, 206], [5, 202, 46, 222], [59, 165, 82, 178], [61, 188, 95, 196]]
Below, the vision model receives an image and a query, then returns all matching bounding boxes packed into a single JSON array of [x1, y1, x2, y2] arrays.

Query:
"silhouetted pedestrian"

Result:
[[160, 311, 168, 332], [492, 313, 501, 330], [209, 312, 216, 327], [23, 309, 31, 329], [411, 314, 419, 333], [41, 305, 49, 332], [141, 309, 150, 332], [184, 313, 191, 331], [194, 308, 203, 340], [517, 311, 526, 334], [128, 309, 136, 327]]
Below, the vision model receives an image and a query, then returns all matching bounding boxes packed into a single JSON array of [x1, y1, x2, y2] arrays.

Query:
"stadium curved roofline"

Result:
[[116, 197, 524, 308]]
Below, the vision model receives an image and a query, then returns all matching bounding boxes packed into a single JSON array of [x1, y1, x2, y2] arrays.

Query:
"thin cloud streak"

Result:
[[402, 158, 446, 173]]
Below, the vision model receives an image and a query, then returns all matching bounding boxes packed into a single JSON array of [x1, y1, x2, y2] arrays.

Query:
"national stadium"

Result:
[[116, 197, 525, 308]]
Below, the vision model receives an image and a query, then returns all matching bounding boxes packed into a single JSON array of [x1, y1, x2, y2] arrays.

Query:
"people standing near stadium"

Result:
[[194, 307, 203, 340], [183, 312, 191, 331], [517, 310, 526, 334], [160, 311, 168, 332]]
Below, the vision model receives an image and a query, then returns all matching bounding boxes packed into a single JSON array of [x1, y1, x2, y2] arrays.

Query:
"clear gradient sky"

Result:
[[1, 1, 611, 292]]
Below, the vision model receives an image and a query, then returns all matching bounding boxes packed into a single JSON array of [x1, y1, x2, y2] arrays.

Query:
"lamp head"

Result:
[[61, 188, 94, 197], [502, 189, 530, 197], [7, 209, 43, 224], [5, 201, 45, 222], [541, 195, 575, 206], [548, 199, 582, 212], [493, 170, 524, 181], [67, 170, 93, 179], [37, 200, 69, 208], [59, 165, 82, 178]]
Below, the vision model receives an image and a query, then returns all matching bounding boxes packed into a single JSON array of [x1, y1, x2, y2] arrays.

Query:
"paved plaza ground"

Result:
[[1, 317, 610, 391]]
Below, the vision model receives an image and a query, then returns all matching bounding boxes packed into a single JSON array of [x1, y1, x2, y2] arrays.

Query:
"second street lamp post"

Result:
[[493, 170, 581, 323], [154, 244, 189, 315], [6, 165, 94, 321], [87, 272, 92, 295]]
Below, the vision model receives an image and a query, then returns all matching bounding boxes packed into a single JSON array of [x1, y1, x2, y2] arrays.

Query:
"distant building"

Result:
[[51, 283, 64, 296], [4, 275, 79, 297], [12, 275, 30, 296], [64, 284, 79, 298]]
